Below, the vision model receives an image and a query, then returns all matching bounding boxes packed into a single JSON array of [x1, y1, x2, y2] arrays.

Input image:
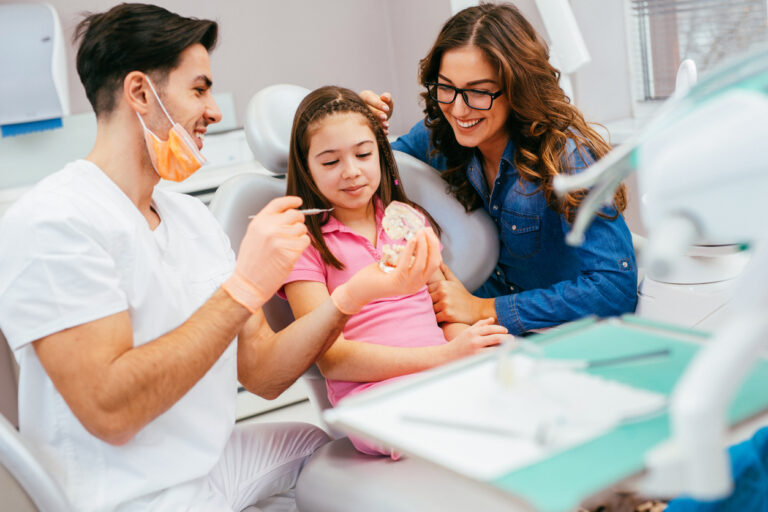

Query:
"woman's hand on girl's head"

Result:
[[445, 318, 507, 360], [360, 90, 394, 133]]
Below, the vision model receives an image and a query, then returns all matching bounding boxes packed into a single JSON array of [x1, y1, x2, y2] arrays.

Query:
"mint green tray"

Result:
[[492, 316, 768, 511]]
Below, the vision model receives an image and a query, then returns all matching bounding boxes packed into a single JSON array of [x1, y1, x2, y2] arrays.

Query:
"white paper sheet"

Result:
[[325, 355, 666, 481]]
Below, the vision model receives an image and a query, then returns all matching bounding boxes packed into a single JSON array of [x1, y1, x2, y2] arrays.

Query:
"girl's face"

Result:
[[307, 112, 381, 219], [437, 45, 510, 156]]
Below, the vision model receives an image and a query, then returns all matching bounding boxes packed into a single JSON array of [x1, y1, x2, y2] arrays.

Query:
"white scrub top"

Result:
[[0, 160, 238, 511]]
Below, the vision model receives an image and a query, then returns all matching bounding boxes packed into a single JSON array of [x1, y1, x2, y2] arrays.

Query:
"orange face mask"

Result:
[[136, 77, 206, 182]]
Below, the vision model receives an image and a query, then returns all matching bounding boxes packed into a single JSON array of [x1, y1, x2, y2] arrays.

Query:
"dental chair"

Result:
[[208, 85, 529, 512], [0, 331, 74, 512]]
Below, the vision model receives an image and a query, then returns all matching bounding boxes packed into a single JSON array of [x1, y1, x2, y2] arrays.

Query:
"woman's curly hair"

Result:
[[418, 2, 626, 222]]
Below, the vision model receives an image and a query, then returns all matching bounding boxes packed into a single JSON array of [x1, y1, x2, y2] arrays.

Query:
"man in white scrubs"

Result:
[[0, 4, 440, 511]]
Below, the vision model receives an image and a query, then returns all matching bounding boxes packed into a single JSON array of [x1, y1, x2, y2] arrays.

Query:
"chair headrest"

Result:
[[244, 84, 310, 174]]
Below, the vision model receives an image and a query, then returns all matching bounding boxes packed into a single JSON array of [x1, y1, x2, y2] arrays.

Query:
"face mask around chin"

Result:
[[136, 77, 206, 182]]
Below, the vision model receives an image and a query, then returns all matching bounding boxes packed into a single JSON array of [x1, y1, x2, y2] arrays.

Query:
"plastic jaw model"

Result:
[[379, 201, 425, 272]]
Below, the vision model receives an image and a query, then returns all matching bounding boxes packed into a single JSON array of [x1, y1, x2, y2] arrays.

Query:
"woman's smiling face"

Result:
[[436, 45, 510, 156]]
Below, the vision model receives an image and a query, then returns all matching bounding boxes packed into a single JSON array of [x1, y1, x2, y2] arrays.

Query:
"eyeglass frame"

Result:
[[424, 81, 503, 111]]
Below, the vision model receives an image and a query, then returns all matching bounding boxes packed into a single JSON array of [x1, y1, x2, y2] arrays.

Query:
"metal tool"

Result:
[[249, 207, 333, 219]]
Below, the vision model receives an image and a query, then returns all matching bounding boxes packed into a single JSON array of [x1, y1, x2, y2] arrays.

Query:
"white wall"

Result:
[[6, 0, 451, 136], [476, 0, 634, 125], [5, 0, 633, 132], [570, 0, 634, 124], [384, 0, 453, 135]]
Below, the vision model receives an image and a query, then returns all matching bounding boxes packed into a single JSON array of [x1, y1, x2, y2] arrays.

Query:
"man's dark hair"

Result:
[[74, 3, 218, 116]]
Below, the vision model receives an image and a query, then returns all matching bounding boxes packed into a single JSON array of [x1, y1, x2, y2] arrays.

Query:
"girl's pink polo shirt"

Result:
[[281, 201, 446, 405]]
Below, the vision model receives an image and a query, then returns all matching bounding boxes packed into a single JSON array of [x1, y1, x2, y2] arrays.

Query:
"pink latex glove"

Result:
[[331, 228, 441, 315], [223, 196, 310, 313]]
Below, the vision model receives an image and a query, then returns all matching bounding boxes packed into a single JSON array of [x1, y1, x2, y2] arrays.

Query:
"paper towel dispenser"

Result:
[[0, 3, 70, 130]]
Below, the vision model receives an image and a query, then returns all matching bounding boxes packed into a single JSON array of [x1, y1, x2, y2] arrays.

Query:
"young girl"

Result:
[[362, 3, 638, 335], [281, 86, 508, 457]]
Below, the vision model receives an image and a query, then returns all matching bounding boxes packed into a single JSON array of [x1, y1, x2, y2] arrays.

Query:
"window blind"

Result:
[[629, 0, 768, 100]]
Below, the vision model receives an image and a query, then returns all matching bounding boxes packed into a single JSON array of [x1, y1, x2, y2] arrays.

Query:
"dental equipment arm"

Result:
[[553, 49, 768, 499], [555, 141, 636, 246], [554, 58, 697, 247], [667, 252, 768, 498]]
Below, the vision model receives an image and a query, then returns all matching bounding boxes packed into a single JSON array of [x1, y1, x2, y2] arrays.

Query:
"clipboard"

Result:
[[324, 316, 768, 512]]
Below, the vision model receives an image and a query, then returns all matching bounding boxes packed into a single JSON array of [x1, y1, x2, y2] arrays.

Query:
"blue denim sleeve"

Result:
[[391, 120, 448, 171], [494, 141, 638, 334]]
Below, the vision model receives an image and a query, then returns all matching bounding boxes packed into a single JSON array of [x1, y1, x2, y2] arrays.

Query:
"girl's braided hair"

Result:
[[286, 86, 440, 270]]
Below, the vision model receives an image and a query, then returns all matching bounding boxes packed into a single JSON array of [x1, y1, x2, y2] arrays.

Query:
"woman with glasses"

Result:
[[362, 3, 637, 335]]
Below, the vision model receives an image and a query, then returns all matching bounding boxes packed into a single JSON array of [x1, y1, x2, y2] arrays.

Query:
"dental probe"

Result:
[[249, 207, 334, 218]]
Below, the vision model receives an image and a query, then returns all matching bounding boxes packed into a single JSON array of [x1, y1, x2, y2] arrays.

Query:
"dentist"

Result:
[[0, 3, 439, 511]]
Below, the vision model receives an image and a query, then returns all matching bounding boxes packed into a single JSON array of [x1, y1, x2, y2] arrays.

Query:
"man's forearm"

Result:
[[83, 288, 249, 443], [237, 297, 349, 399]]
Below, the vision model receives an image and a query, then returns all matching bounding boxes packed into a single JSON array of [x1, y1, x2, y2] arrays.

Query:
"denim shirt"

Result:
[[392, 120, 638, 335]]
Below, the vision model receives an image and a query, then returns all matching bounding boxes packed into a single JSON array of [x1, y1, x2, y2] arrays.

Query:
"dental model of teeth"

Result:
[[379, 201, 425, 272]]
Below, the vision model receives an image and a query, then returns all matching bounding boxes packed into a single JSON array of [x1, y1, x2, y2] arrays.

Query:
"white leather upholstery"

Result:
[[390, 151, 498, 291], [0, 415, 74, 512], [0, 331, 18, 428], [244, 84, 309, 174], [0, 333, 74, 512], [295, 437, 530, 512]]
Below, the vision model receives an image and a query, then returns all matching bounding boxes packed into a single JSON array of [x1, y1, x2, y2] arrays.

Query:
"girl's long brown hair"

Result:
[[419, 2, 626, 222], [287, 86, 439, 270]]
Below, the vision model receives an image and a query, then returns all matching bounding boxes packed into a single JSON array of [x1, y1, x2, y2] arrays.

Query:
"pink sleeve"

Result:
[[277, 243, 327, 299]]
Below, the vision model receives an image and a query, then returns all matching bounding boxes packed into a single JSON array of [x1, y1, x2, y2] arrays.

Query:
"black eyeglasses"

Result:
[[425, 82, 503, 110]]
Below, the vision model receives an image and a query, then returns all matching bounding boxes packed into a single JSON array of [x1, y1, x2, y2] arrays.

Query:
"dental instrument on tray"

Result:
[[497, 345, 671, 383], [497, 335, 669, 371], [400, 413, 554, 444], [578, 348, 671, 369]]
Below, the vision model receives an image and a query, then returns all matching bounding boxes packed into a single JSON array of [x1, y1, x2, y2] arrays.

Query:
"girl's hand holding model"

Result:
[[331, 228, 442, 315]]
